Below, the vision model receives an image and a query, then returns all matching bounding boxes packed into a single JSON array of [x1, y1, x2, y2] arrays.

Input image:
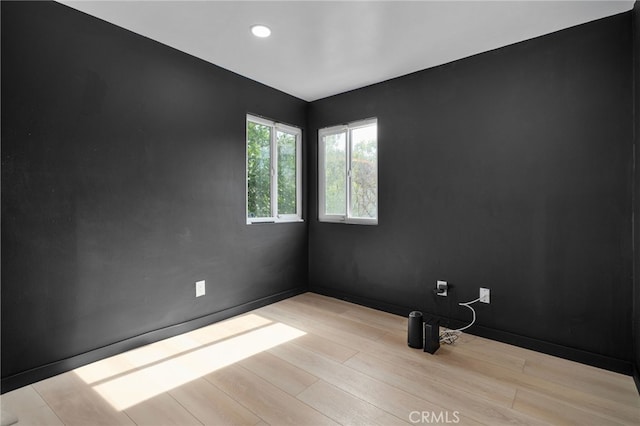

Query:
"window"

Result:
[[246, 115, 302, 223], [319, 118, 377, 224]]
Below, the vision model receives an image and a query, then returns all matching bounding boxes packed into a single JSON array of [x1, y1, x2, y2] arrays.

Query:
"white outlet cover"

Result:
[[480, 287, 490, 303], [196, 280, 206, 297]]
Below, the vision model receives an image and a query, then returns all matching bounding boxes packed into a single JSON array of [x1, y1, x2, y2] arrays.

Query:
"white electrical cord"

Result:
[[440, 297, 481, 344]]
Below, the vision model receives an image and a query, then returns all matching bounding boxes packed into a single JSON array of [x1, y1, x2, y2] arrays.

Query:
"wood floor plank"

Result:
[[205, 364, 338, 426], [291, 333, 359, 363], [268, 341, 484, 425], [339, 306, 408, 332], [239, 351, 318, 396], [297, 379, 412, 426], [523, 357, 639, 406], [0, 385, 64, 426], [258, 303, 387, 354], [291, 310, 518, 406], [383, 333, 521, 377], [186, 313, 274, 347], [372, 333, 520, 404], [382, 328, 527, 372], [444, 340, 527, 372], [300, 292, 408, 334], [124, 392, 203, 426], [88, 344, 199, 412], [345, 352, 545, 425], [275, 298, 389, 341], [512, 388, 620, 426], [73, 351, 138, 385], [33, 371, 135, 426], [290, 293, 352, 314], [168, 377, 262, 426], [467, 334, 633, 391], [361, 344, 518, 405], [432, 342, 640, 424], [435, 341, 640, 424]]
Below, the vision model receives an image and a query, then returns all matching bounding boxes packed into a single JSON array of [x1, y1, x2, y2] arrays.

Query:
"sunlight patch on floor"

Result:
[[75, 313, 273, 384], [74, 314, 305, 411]]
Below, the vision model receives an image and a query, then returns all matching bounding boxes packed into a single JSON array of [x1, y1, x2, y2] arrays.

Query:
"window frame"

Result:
[[246, 114, 302, 224], [318, 117, 378, 225]]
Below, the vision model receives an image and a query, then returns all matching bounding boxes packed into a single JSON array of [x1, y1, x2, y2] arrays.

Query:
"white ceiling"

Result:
[[59, 1, 634, 101]]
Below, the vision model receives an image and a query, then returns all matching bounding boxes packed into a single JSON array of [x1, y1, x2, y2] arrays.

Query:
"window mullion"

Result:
[[296, 133, 302, 219], [346, 129, 352, 222], [271, 129, 278, 219]]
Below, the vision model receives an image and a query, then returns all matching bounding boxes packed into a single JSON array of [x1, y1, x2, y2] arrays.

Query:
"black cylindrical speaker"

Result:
[[407, 311, 424, 348]]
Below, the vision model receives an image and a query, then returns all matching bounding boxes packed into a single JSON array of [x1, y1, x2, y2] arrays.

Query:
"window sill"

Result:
[[318, 217, 378, 226], [247, 218, 304, 225]]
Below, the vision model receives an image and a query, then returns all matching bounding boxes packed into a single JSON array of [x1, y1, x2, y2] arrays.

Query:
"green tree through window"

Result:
[[247, 115, 302, 223], [247, 121, 271, 218], [323, 133, 346, 215], [277, 131, 297, 215], [319, 119, 377, 224]]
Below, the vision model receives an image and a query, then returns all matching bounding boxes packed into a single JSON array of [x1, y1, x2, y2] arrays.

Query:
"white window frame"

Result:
[[246, 114, 302, 224], [318, 117, 378, 225]]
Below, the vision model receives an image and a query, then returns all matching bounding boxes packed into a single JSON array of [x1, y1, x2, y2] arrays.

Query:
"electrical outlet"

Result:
[[437, 280, 448, 297], [479, 287, 490, 303], [195, 280, 206, 298]]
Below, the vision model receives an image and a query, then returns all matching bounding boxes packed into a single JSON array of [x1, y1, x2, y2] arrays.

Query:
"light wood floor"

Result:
[[2, 292, 639, 425]]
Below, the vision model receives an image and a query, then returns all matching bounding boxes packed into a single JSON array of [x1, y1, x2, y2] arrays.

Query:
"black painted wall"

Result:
[[2, 0, 637, 392], [308, 13, 634, 370], [633, 1, 640, 388], [1, 1, 307, 384]]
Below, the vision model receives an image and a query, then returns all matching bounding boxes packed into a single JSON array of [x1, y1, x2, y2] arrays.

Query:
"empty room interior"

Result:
[[2, 0, 640, 424]]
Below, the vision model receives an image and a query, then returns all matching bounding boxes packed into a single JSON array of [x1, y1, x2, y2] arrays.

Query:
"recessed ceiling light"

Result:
[[250, 24, 271, 38]]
